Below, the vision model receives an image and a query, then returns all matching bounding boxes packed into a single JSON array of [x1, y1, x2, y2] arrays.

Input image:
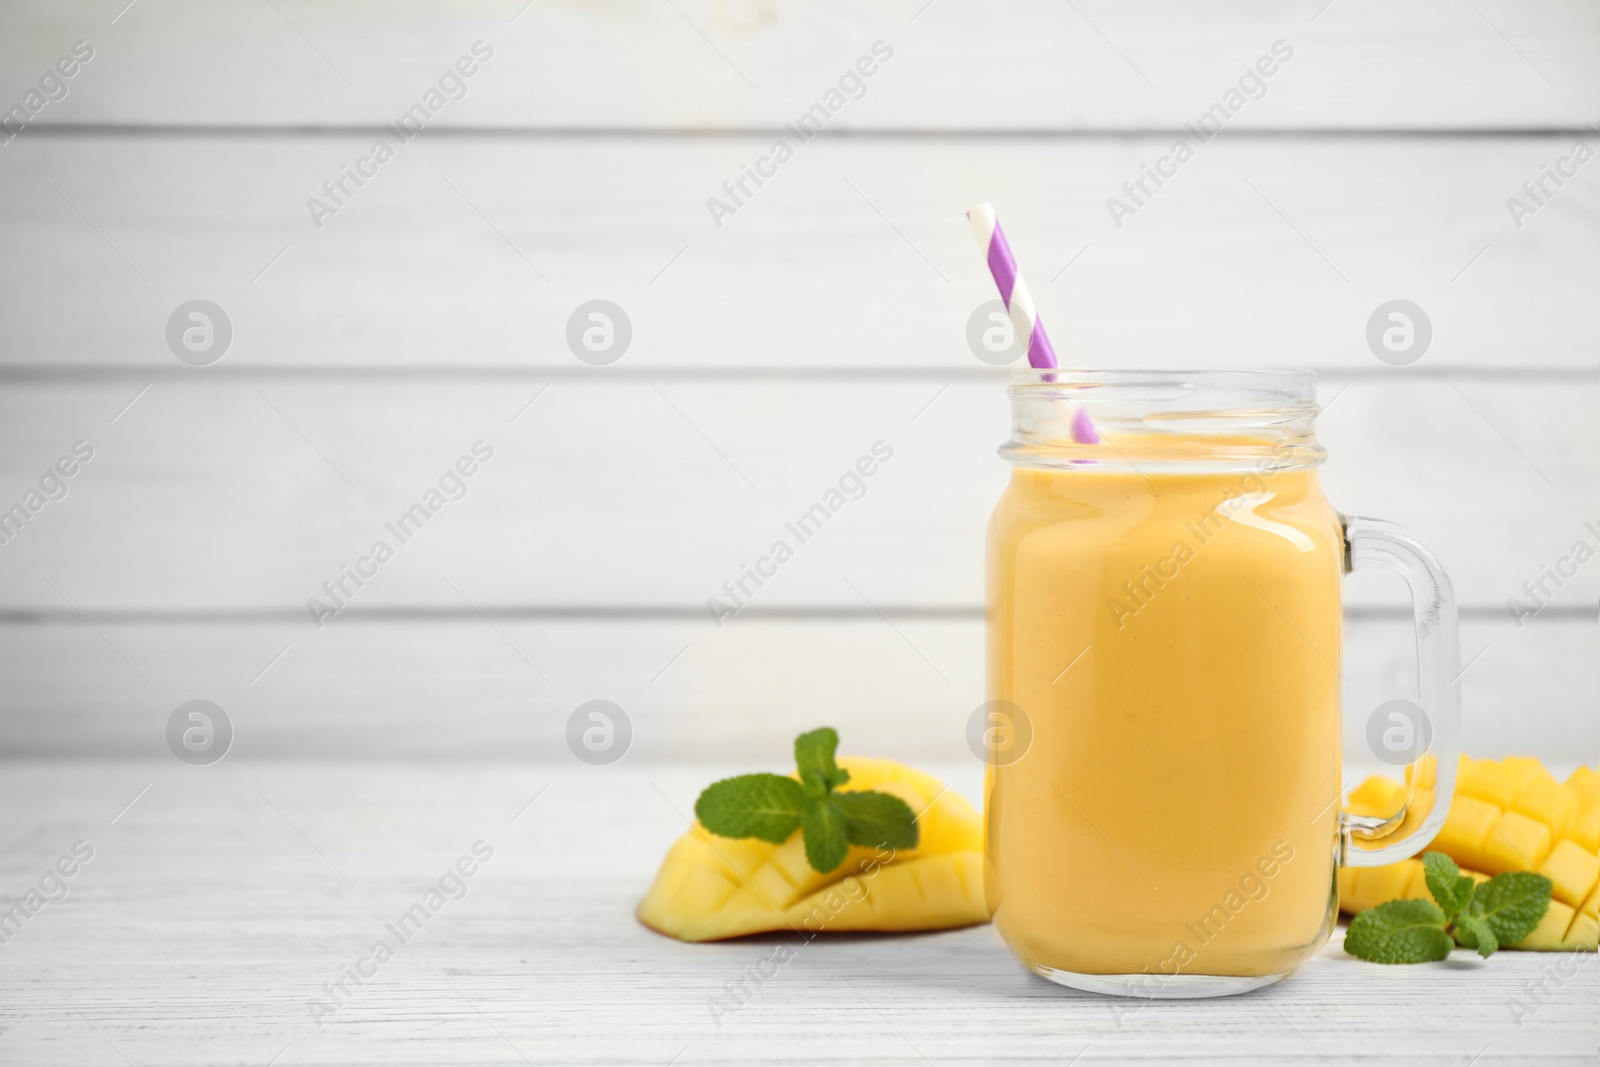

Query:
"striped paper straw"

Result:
[[967, 202, 1056, 369], [967, 202, 1099, 444]]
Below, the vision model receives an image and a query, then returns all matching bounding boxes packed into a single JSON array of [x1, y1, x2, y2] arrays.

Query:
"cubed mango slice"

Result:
[[1407, 754, 1442, 791], [1346, 775, 1408, 820], [1402, 859, 1434, 900], [1570, 803, 1600, 854], [1513, 772, 1580, 841], [1341, 756, 1598, 953], [1519, 899, 1577, 951], [1480, 810, 1554, 875], [1432, 796, 1502, 872], [1565, 765, 1599, 804], [1502, 755, 1545, 779], [1461, 761, 1523, 809], [1538, 838, 1600, 909], [1562, 912, 1598, 951], [1360, 858, 1419, 906], [638, 757, 987, 942]]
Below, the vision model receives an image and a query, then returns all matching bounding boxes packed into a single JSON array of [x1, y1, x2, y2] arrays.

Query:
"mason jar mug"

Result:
[[982, 369, 1460, 998]]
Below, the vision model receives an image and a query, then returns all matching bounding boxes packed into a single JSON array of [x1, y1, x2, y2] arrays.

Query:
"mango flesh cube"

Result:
[[1402, 788, 1437, 840], [1337, 860, 1426, 914], [1401, 861, 1435, 900], [1346, 775, 1407, 820], [1407, 754, 1442, 791], [1570, 803, 1600, 854], [1501, 758, 1547, 799], [1564, 765, 1599, 803], [1404, 860, 1471, 900], [1480, 810, 1553, 875], [1432, 796, 1502, 872], [1538, 838, 1600, 909], [638, 757, 988, 942], [1563, 912, 1599, 951], [1519, 899, 1577, 951], [1360, 858, 1419, 905], [1462, 761, 1523, 810], [1512, 773, 1580, 841]]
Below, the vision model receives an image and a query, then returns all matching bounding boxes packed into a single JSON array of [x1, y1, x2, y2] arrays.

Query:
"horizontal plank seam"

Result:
[[18, 124, 1600, 139], [0, 605, 1585, 625], [0, 366, 1592, 383]]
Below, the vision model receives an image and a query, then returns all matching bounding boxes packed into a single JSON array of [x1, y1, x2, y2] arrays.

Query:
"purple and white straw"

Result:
[[967, 202, 1056, 370], [967, 202, 1099, 444]]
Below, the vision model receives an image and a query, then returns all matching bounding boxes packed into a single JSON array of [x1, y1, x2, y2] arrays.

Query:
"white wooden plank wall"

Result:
[[0, 0, 1594, 761]]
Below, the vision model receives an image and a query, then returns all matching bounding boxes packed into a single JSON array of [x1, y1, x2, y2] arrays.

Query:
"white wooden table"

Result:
[[3, 760, 1594, 1066]]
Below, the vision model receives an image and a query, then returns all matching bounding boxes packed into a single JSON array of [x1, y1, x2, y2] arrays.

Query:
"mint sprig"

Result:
[[1344, 898, 1456, 963], [800, 792, 850, 873], [1421, 850, 1475, 922], [693, 727, 919, 873], [1462, 871, 1551, 946], [795, 727, 852, 796], [693, 773, 806, 844], [1344, 851, 1551, 963]]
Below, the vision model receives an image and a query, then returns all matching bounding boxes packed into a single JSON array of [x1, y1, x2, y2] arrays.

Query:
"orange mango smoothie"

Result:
[[985, 458, 1345, 980]]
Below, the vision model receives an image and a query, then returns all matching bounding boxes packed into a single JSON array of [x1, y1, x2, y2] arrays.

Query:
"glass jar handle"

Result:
[[1340, 515, 1462, 868]]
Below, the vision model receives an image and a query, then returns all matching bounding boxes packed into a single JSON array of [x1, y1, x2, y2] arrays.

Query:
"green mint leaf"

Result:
[[1453, 914, 1499, 958], [1465, 871, 1552, 946], [801, 796, 850, 873], [1344, 899, 1454, 964], [694, 773, 806, 844], [1422, 851, 1471, 920], [794, 728, 849, 797], [836, 790, 919, 851]]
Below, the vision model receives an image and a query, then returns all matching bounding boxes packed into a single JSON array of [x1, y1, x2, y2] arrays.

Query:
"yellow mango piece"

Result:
[[1432, 796, 1502, 872], [1570, 803, 1600, 854], [638, 757, 987, 942], [1513, 773, 1580, 841], [1502, 757, 1547, 793], [1338, 859, 1588, 952], [1361, 859, 1420, 910], [1519, 899, 1577, 951], [1564, 765, 1599, 803], [1502, 755, 1546, 777], [1407, 754, 1442, 791], [1563, 911, 1599, 951], [1398, 787, 1437, 842], [1402, 860, 1435, 900], [1346, 775, 1407, 820], [1539, 838, 1600, 909], [1582, 883, 1599, 921], [1461, 760, 1523, 810], [1338, 860, 1435, 914], [1481, 810, 1554, 875]]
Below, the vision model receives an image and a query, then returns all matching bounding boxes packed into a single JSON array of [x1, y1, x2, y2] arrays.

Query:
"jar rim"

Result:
[[1009, 367, 1317, 401], [1002, 366, 1326, 472]]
